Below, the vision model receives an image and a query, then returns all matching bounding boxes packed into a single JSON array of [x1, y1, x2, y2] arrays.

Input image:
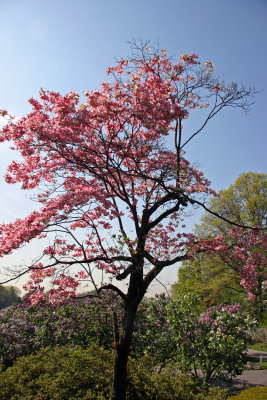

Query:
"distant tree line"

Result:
[[0, 285, 22, 309]]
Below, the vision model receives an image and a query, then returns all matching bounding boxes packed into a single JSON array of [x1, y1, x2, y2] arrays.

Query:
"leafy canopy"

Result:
[[172, 172, 267, 317]]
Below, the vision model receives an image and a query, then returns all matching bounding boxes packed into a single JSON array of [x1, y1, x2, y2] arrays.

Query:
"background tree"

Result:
[[0, 42, 262, 400], [171, 255, 246, 312], [172, 172, 267, 319], [0, 285, 21, 309], [196, 172, 267, 235]]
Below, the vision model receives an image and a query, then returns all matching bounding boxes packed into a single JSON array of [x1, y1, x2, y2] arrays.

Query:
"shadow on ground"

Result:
[[212, 350, 267, 395]]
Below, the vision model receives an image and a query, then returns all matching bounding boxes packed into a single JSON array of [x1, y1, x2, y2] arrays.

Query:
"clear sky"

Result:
[[0, 0, 266, 294]]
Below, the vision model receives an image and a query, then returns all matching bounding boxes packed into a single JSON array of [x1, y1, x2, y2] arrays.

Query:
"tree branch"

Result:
[[187, 196, 266, 230], [97, 284, 127, 301]]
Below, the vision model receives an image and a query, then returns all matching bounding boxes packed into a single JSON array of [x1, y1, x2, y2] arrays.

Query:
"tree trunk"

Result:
[[110, 303, 137, 400]]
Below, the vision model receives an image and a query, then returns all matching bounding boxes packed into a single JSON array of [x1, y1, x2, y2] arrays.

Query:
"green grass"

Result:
[[258, 362, 267, 369], [249, 344, 267, 352], [246, 344, 267, 369]]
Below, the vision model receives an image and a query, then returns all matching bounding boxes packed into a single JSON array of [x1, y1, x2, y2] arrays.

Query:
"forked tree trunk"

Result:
[[110, 303, 137, 400]]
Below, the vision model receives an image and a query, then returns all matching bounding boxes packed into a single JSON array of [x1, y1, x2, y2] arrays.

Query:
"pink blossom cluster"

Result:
[[192, 227, 266, 299], [0, 49, 260, 305], [23, 263, 82, 305]]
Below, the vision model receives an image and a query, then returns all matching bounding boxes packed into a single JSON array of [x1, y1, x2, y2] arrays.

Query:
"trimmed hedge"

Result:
[[0, 343, 228, 400], [228, 386, 267, 399]]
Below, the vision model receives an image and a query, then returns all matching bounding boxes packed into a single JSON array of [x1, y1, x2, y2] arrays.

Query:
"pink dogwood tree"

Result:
[[0, 42, 264, 399], [194, 226, 266, 305]]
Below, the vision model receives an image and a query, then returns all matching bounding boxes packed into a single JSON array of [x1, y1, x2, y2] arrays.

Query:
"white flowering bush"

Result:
[[167, 295, 256, 382]]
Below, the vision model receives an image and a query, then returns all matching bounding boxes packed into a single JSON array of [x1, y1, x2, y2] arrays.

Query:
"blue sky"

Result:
[[0, 0, 266, 294]]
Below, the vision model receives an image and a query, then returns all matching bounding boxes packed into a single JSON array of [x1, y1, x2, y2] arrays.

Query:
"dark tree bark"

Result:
[[110, 303, 137, 400], [110, 268, 144, 400]]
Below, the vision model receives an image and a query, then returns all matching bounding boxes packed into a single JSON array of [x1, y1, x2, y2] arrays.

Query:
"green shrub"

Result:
[[127, 356, 228, 400], [0, 343, 228, 400], [228, 386, 267, 399], [0, 343, 112, 400]]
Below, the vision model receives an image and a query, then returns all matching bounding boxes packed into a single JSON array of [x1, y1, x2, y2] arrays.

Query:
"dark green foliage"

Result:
[[0, 344, 228, 400], [128, 356, 228, 400], [228, 386, 267, 399], [0, 285, 21, 309], [132, 294, 177, 365], [0, 344, 112, 400]]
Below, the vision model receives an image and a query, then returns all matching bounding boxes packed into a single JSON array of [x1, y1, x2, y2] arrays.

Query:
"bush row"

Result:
[[0, 343, 228, 400], [0, 293, 254, 383], [0, 293, 173, 369]]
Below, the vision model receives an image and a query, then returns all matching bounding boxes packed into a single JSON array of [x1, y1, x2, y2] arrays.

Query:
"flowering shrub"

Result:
[[0, 293, 175, 369], [133, 294, 176, 365], [0, 293, 120, 369], [167, 295, 255, 382], [0, 291, 255, 382], [0, 306, 38, 368]]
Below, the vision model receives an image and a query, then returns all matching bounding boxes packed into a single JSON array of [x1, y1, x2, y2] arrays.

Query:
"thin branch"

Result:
[[97, 284, 127, 301], [42, 255, 132, 268], [153, 276, 172, 299], [186, 196, 266, 230], [0, 268, 30, 285], [181, 98, 219, 149]]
